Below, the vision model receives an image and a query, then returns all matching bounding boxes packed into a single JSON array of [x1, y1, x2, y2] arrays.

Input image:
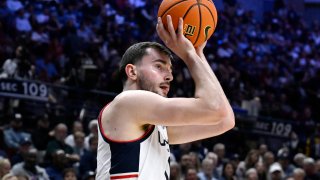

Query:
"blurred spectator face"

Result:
[[213, 143, 225, 160], [0, 159, 11, 178], [38, 114, 49, 129], [88, 120, 98, 135], [202, 158, 214, 176], [224, 163, 235, 178], [74, 132, 85, 147], [303, 161, 316, 175], [64, 170, 77, 180], [24, 149, 37, 168], [247, 172, 258, 180], [247, 150, 259, 166], [255, 161, 266, 175], [294, 153, 306, 168], [189, 152, 199, 169], [185, 168, 198, 180], [73, 122, 83, 133], [52, 150, 68, 169], [19, 139, 32, 154], [11, 120, 22, 130], [181, 154, 193, 169], [259, 144, 268, 155], [264, 151, 275, 167], [315, 159, 320, 173], [270, 171, 282, 180], [11, 114, 23, 130], [170, 162, 181, 179], [55, 124, 68, 142], [205, 152, 218, 163], [89, 136, 98, 152], [293, 168, 305, 180]]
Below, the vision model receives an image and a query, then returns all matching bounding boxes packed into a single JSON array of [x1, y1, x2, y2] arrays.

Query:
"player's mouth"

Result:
[[160, 84, 170, 95]]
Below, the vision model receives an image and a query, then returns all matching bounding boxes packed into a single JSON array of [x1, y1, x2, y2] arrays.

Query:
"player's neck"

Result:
[[123, 81, 139, 91]]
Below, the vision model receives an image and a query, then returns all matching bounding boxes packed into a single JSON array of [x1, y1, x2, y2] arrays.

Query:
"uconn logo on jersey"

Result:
[[158, 126, 169, 146]]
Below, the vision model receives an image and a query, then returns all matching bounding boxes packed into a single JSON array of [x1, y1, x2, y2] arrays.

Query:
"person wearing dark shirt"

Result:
[[45, 123, 79, 163], [79, 136, 97, 176]]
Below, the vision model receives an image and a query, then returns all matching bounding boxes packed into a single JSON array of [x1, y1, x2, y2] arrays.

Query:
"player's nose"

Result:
[[164, 72, 173, 82]]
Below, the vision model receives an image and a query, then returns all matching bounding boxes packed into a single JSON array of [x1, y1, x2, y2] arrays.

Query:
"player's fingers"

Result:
[[177, 18, 183, 37], [166, 15, 177, 40], [156, 17, 171, 44]]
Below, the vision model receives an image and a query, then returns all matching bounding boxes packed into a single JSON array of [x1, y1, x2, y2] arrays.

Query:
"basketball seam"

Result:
[[182, 4, 198, 19], [159, 0, 189, 18], [199, 3, 217, 28], [193, 2, 202, 46]]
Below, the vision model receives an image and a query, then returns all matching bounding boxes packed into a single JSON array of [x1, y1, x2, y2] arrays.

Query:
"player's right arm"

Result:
[[110, 90, 226, 126], [107, 16, 233, 127]]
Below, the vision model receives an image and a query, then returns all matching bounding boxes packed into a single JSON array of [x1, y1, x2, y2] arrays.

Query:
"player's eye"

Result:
[[155, 64, 162, 70]]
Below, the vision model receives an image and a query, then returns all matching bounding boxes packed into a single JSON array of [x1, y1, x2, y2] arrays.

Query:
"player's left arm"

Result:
[[168, 42, 235, 144]]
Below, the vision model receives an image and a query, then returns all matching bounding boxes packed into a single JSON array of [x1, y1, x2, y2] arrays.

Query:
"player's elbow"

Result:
[[207, 105, 235, 127], [225, 109, 235, 130]]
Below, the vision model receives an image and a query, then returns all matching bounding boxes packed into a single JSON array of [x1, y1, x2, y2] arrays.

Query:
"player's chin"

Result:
[[160, 90, 169, 97]]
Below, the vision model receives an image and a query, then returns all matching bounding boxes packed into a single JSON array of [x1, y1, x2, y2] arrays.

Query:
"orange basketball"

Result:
[[158, 0, 218, 47]]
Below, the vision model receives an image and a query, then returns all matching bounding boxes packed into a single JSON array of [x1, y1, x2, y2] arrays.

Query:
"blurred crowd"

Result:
[[0, 0, 320, 179]]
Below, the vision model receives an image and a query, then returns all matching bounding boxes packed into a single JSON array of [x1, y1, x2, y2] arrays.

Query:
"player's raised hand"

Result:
[[157, 15, 196, 61]]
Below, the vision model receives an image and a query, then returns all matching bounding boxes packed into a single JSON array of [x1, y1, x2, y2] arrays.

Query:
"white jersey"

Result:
[[96, 105, 171, 180]]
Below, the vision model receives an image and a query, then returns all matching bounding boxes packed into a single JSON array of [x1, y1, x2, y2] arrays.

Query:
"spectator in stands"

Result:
[[84, 119, 97, 150], [31, 114, 51, 151], [268, 162, 284, 180], [14, 9, 32, 33], [213, 143, 227, 177], [236, 149, 259, 179], [71, 131, 85, 157], [189, 152, 201, 172], [82, 171, 95, 180], [0, 45, 32, 79], [303, 157, 320, 180], [263, 151, 275, 172], [65, 121, 83, 147], [79, 136, 97, 176], [292, 168, 305, 180], [245, 168, 258, 180], [180, 154, 193, 178], [1, 173, 18, 180], [170, 161, 182, 180], [63, 168, 77, 180], [316, 159, 320, 173], [0, 158, 11, 179], [277, 149, 295, 178], [3, 113, 31, 151], [185, 167, 199, 180], [293, 153, 306, 168], [255, 161, 267, 180], [173, 143, 192, 162], [45, 149, 69, 180], [11, 148, 49, 179], [10, 136, 32, 165], [219, 162, 236, 180], [197, 158, 218, 180], [258, 144, 268, 162], [45, 123, 79, 163], [205, 152, 221, 178]]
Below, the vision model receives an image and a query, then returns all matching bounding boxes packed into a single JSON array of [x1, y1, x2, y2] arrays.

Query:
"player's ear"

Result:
[[125, 64, 137, 80]]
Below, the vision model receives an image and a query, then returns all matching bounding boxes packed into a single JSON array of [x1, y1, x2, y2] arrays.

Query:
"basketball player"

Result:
[[96, 15, 235, 180]]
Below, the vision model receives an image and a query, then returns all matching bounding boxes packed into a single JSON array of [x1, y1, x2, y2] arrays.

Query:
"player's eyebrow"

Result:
[[153, 59, 173, 72]]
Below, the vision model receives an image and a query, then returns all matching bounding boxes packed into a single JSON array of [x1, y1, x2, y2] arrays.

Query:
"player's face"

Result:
[[136, 48, 173, 97]]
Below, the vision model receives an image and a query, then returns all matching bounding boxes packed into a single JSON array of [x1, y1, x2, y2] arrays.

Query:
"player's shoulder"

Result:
[[114, 90, 159, 103]]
